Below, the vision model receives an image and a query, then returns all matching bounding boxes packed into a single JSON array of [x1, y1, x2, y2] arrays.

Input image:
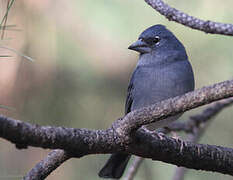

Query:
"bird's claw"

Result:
[[171, 132, 186, 153]]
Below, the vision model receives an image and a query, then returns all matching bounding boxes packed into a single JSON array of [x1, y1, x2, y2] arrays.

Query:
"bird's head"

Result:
[[128, 24, 183, 54]]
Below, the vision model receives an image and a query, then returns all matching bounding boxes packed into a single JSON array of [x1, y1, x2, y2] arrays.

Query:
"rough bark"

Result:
[[145, 0, 233, 36]]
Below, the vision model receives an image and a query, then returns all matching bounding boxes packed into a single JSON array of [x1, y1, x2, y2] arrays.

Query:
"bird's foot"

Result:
[[156, 132, 165, 140], [171, 132, 186, 153]]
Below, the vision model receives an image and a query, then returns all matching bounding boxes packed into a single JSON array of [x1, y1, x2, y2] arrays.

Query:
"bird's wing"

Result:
[[125, 70, 136, 115]]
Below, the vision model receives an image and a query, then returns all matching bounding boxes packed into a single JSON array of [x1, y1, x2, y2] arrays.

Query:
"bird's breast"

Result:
[[131, 60, 194, 111]]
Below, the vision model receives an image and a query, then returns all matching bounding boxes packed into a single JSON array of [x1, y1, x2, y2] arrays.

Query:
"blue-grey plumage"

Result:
[[99, 24, 195, 179]]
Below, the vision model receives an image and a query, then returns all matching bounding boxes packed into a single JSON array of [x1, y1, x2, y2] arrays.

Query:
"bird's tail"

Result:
[[98, 153, 130, 179]]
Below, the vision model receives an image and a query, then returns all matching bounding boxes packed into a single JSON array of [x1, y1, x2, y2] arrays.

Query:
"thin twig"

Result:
[[0, 0, 15, 39], [23, 150, 70, 180], [164, 97, 233, 134], [171, 98, 233, 180], [172, 167, 186, 180], [0, 46, 34, 61], [145, 0, 233, 36], [123, 157, 144, 180]]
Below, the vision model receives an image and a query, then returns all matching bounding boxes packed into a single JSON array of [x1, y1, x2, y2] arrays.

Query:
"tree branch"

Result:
[[170, 99, 233, 180], [145, 0, 233, 36], [115, 79, 233, 139], [0, 80, 232, 179], [0, 80, 232, 151], [164, 97, 233, 134], [23, 150, 70, 180], [123, 156, 144, 180], [122, 98, 233, 180], [173, 116, 213, 180], [130, 128, 233, 176]]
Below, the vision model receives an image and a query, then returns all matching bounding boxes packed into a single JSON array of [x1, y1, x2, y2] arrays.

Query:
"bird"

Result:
[[98, 24, 195, 179]]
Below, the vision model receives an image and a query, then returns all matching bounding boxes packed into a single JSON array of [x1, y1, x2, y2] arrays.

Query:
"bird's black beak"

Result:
[[128, 39, 151, 54]]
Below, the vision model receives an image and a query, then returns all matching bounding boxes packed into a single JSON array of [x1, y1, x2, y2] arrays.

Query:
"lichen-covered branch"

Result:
[[0, 80, 232, 151], [0, 80, 232, 179], [131, 129, 233, 176], [171, 98, 233, 180], [23, 150, 70, 180], [171, 100, 228, 180], [115, 79, 233, 139], [122, 98, 233, 180], [145, 0, 233, 36]]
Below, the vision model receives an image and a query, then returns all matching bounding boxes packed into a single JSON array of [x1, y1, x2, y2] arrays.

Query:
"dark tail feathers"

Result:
[[98, 153, 130, 179]]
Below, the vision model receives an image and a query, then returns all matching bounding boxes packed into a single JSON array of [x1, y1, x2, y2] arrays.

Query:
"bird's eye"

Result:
[[152, 36, 160, 44]]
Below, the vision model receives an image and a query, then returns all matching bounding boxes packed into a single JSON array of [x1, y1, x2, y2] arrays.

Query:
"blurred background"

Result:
[[0, 0, 232, 179]]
